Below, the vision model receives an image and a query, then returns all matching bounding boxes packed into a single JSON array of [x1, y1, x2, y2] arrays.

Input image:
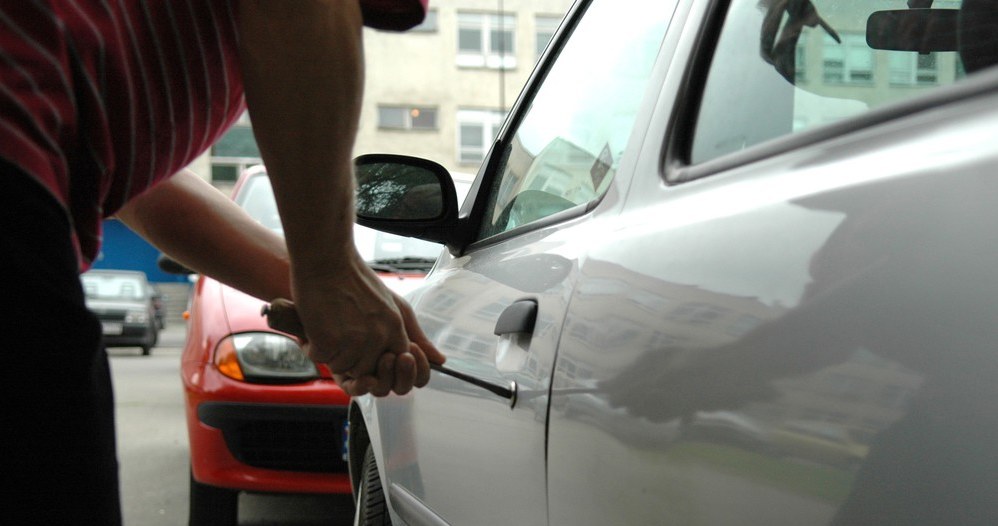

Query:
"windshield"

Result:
[[692, 0, 990, 164], [235, 172, 469, 268], [81, 272, 149, 301]]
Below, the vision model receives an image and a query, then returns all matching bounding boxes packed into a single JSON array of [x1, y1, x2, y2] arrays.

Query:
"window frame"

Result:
[[456, 11, 518, 70], [377, 105, 439, 131], [456, 108, 506, 165], [452, 0, 591, 254], [889, 53, 940, 87], [821, 32, 875, 86], [465, 0, 673, 245], [534, 14, 564, 61], [411, 8, 438, 33]]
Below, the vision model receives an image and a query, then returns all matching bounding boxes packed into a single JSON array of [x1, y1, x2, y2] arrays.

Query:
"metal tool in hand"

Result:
[[261, 299, 516, 401]]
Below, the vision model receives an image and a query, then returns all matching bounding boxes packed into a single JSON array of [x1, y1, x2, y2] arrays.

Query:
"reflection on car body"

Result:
[[770, 419, 869, 470], [348, 0, 998, 524]]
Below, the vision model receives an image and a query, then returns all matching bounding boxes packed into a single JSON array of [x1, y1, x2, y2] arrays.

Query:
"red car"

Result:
[[172, 165, 449, 525]]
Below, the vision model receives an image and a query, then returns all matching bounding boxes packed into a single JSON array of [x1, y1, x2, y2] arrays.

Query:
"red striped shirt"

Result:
[[0, 0, 246, 270]]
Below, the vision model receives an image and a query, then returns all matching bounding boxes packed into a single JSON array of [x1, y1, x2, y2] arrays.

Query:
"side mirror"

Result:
[[157, 254, 195, 276], [355, 157, 448, 221], [354, 154, 470, 251], [867, 9, 959, 52]]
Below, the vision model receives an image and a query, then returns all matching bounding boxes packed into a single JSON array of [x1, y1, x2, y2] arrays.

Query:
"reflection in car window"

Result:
[[478, 0, 672, 240], [691, 0, 993, 165]]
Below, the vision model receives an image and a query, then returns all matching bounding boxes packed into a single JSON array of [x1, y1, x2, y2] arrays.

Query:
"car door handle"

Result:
[[494, 299, 537, 336]]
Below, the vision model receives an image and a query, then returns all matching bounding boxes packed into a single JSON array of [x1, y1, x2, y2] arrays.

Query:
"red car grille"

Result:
[[198, 402, 347, 473]]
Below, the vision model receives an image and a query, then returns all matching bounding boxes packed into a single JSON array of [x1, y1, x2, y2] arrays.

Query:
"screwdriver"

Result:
[[261, 298, 516, 401]]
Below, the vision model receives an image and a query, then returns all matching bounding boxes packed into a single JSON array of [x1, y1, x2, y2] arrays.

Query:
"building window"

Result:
[[411, 9, 438, 32], [378, 105, 438, 130], [211, 111, 261, 184], [211, 158, 261, 183], [535, 15, 562, 60], [457, 12, 517, 69], [457, 109, 505, 164], [822, 33, 873, 85], [211, 164, 239, 183], [212, 112, 258, 158], [890, 53, 939, 86]]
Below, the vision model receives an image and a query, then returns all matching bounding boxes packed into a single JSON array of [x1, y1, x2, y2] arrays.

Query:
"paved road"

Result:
[[110, 325, 355, 525]]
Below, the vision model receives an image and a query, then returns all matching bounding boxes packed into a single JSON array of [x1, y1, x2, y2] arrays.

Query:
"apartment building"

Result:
[[205, 0, 575, 188]]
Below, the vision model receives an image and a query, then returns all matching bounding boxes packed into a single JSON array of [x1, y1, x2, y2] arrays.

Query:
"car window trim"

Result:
[[462, 0, 681, 254], [456, 0, 593, 255], [464, 198, 599, 253], [663, 0, 998, 185]]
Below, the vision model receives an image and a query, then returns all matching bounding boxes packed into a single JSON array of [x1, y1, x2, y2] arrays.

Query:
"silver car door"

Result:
[[548, 0, 998, 524], [371, 0, 677, 524]]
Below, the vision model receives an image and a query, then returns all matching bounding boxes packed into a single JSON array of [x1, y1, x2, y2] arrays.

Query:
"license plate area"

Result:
[[101, 322, 123, 335]]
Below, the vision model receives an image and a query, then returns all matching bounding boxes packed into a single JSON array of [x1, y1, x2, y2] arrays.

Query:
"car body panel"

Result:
[[378, 231, 579, 525], [550, 87, 998, 524]]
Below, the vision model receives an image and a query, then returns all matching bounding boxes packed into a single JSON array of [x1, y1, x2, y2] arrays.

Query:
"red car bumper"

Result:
[[184, 364, 352, 495]]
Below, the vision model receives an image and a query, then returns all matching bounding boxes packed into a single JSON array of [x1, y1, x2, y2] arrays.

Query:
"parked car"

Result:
[[348, 0, 998, 524], [81, 269, 160, 355], [168, 165, 469, 525]]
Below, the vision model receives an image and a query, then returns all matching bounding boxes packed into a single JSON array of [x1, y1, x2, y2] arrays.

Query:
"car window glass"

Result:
[[235, 175, 284, 233], [82, 273, 147, 300], [691, 0, 996, 165], [477, 0, 672, 240]]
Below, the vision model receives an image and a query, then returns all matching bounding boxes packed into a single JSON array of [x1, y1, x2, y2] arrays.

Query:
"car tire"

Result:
[[142, 323, 158, 356], [354, 445, 391, 526], [189, 469, 238, 526]]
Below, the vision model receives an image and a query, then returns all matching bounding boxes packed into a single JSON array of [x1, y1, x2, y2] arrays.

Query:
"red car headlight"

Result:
[[214, 332, 319, 384]]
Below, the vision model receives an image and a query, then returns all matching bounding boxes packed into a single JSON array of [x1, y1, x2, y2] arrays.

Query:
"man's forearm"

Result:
[[116, 170, 292, 301], [232, 1, 442, 395], [237, 0, 365, 278]]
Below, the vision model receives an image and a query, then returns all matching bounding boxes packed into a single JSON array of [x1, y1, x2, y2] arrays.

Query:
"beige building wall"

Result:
[[196, 0, 575, 187], [356, 0, 575, 177]]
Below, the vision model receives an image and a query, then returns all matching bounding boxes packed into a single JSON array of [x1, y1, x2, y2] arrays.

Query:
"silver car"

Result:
[[81, 269, 160, 355], [348, 0, 998, 524]]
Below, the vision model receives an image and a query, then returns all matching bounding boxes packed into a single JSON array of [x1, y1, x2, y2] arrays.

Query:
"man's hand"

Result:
[[237, 1, 445, 397], [292, 252, 445, 397]]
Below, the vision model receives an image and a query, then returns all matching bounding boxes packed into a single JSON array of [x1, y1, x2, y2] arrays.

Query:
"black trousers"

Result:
[[0, 164, 122, 525]]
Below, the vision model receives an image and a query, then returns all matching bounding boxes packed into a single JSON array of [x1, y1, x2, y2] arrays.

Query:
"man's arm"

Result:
[[116, 170, 292, 303], [116, 168, 442, 399], [236, 0, 443, 396]]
